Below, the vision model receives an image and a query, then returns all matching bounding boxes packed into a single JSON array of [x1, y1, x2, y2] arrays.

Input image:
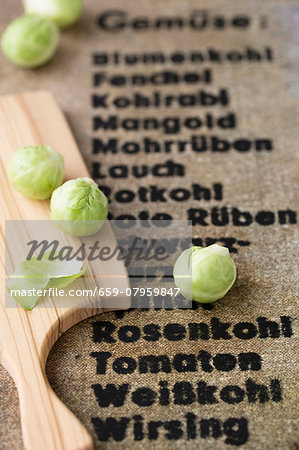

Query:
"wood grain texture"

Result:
[[0, 91, 130, 450]]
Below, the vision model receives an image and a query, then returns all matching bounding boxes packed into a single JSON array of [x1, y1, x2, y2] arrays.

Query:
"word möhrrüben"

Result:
[[92, 136, 272, 154]]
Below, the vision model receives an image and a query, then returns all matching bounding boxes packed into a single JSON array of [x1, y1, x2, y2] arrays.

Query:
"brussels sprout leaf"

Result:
[[7, 252, 85, 310]]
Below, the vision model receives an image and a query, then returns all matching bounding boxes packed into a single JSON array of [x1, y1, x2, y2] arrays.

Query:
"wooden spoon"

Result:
[[0, 91, 130, 450]]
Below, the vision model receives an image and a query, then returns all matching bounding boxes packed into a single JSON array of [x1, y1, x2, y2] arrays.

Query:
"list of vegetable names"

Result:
[[86, 6, 298, 448]]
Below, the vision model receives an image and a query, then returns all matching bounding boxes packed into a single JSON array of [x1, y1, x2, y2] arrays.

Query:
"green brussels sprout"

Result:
[[1, 15, 59, 68], [24, 0, 82, 28], [173, 244, 237, 303], [50, 177, 108, 236], [7, 145, 64, 199]]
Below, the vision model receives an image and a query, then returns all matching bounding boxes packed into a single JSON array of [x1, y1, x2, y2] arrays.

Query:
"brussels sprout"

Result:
[[7, 146, 64, 199], [173, 244, 236, 303], [50, 177, 108, 236], [1, 15, 59, 68], [24, 0, 82, 28]]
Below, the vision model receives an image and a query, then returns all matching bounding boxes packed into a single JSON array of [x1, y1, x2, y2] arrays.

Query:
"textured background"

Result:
[[0, 0, 298, 448]]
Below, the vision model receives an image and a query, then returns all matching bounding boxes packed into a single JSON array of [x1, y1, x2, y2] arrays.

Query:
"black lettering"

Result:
[[115, 189, 135, 203], [173, 382, 196, 405], [91, 352, 111, 374], [164, 421, 183, 440], [97, 11, 126, 32], [188, 322, 210, 340], [223, 418, 249, 446], [113, 357, 137, 374], [188, 208, 209, 226], [173, 354, 197, 372], [170, 188, 190, 201], [139, 355, 171, 373], [114, 96, 130, 108], [92, 321, 116, 343], [232, 208, 252, 226], [233, 322, 257, 339], [192, 136, 207, 152], [148, 421, 163, 440], [280, 316, 293, 337], [186, 413, 196, 439], [92, 417, 130, 441], [255, 211, 275, 225], [257, 317, 280, 338], [256, 139, 272, 151], [118, 325, 141, 342], [123, 141, 139, 154], [192, 183, 211, 200], [92, 94, 108, 108], [93, 116, 117, 130], [232, 16, 250, 28], [149, 186, 167, 202], [92, 384, 129, 407], [234, 139, 251, 152], [152, 160, 185, 177], [133, 415, 144, 441], [213, 353, 237, 371], [159, 381, 170, 406], [156, 17, 184, 29], [198, 350, 214, 372], [132, 387, 156, 406], [212, 136, 230, 152], [93, 53, 108, 65], [211, 207, 229, 226], [144, 137, 161, 153], [211, 318, 232, 340], [164, 323, 186, 341], [132, 165, 148, 178], [93, 138, 117, 154], [246, 378, 269, 403], [278, 210, 297, 224], [220, 386, 245, 404], [270, 379, 282, 402], [197, 381, 218, 404], [200, 418, 221, 438], [238, 352, 261, 371], [123, 118, 139, 130], [143, 324, 161, 341]]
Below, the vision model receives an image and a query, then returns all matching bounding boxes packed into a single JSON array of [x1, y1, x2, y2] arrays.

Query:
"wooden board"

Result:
[[0, 91, 130, 450]]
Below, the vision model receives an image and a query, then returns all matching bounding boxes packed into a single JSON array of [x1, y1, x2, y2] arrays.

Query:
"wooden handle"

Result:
[[0, 91, 130, 449], [3, 348, 93, 450]]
